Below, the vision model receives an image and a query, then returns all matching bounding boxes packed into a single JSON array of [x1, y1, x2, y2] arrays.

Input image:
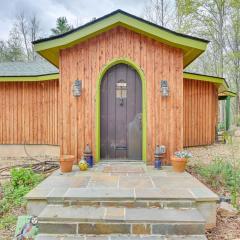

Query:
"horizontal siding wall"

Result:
[[183, 78, 218, 147], [60, 26, 184, 164], [0, 80, 59, 145]]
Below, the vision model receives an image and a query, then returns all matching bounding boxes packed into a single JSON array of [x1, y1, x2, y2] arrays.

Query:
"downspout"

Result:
[[225, 96, 231, 131]]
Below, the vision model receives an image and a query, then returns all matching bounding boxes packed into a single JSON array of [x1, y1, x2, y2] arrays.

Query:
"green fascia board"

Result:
[[33, 11, 208, 67], [218, 90, 237, 98], [183, 72, 229, 93], [183, 72, 225, 84], [0, 73, 59, 82]]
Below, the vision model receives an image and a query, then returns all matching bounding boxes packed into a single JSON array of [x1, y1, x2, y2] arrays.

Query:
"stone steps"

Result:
[[38, 205, 205, 236], [35, 234, 208, 240], [26, 164, 218, 239], [46, 188, 196, 209]]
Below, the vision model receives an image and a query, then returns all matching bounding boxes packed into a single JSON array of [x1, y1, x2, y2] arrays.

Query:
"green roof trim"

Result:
[[33, 10, 209, 68], [183, 71, 230, 93], [218, 90, 237, 98], [183, 72, 225, 84], [0, 73, 59, 82]]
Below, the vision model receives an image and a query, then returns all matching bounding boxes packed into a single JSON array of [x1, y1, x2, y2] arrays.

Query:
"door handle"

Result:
[[115, 146, 128, 150]]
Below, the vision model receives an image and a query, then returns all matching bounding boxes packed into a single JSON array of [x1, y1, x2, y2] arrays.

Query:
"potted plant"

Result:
[[171, 151, 192, 172], [59, 155, 75, 173]]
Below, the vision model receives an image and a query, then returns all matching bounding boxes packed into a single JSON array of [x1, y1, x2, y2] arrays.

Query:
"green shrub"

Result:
[[196, 157, 240, 208], [217, 122, 225, 131], [0, 168, 43, 216], [11, 168, 43, 189], [0, 214, 17, 230]]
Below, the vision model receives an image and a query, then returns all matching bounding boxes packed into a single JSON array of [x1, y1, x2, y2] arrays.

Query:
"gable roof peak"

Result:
[[33, 9, 209, 68]]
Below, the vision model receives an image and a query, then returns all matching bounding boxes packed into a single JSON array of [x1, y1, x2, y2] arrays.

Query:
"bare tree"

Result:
[[226, 2, 240, 115], [13, 12, 42, 61], [143, 0, 174, 27], [6, 26, 25, 62], [29, 15, 41, 60], [16, 12, 30, 61]]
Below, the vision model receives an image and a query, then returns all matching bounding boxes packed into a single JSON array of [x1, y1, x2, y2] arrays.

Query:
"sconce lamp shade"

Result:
[[155, 145, 166, 155], [159, 145, 166, 154], [72, 80, 82, 96], [160, 80, 169, 96]]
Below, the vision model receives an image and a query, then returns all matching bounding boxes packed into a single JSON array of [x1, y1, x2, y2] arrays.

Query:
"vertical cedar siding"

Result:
[[0, 80, 59, 145], [0, 27, 219, 163], [183, 78, 218, 147], [60, 26, 184, 164]]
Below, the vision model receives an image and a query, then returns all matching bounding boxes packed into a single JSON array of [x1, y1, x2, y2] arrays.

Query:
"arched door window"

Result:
[[116, 79, 127, 105]]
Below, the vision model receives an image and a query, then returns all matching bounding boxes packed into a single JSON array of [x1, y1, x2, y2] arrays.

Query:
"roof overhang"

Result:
[[218, 91, 237, 100], [183, 72, 237, 99], [0, 73, 59, 82], [33, 10, 209, 68]]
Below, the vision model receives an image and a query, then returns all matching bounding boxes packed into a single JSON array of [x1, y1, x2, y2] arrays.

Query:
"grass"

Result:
[[189, 142, 240, 209], [196, 157, 240, 204], [0, 168, 44, 232], [0, 215, 17, 230]]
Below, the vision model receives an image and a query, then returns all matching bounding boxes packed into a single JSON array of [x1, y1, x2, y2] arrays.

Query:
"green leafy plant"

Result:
[[0, 167, 44, 227], [196, 157, 240, 208], [11, 167, 43, 189], [0, 214, 17, 230], [174, 151, 192, 159], [217, 122, 225, 131]]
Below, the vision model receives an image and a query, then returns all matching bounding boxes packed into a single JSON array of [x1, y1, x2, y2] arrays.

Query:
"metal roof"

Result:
[[0, 61, 59, 77]]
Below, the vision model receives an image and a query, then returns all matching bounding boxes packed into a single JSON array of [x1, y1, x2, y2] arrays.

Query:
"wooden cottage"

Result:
[[0, 10, 235, 164]]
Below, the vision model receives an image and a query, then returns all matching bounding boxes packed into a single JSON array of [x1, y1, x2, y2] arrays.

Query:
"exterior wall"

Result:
[[0, 144, 59, 163], [60, 26, 184, 164], [0, 80, 59, 145], [183, 78, 218, 147], [0, 29, 219, 163]]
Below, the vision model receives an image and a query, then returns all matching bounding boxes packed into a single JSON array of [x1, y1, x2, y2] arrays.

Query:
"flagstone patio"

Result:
[[26, 162, 219, 239]]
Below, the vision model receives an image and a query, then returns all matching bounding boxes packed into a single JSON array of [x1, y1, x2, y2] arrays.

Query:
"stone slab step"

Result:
[[27, 187, 198, 202], [36, 234, 208, 240], [38, 205, 205, 235], [51, 187, 196, 201], [43, 188, 196, 209]]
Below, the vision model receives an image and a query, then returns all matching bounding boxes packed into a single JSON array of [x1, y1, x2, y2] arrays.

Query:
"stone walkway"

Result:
[[27, 162, 218, 202]]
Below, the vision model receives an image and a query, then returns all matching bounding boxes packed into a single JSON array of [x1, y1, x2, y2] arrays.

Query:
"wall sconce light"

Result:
[[160, 80, 169, 96], [72, 80, 82, 97], [159, 145, 166, 154]]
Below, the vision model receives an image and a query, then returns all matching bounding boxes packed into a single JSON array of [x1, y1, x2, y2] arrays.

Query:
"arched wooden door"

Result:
[[100, 64, 142, 160]]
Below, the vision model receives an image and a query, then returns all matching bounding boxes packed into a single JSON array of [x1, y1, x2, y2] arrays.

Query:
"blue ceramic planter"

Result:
[[154, 159, 162, 169]]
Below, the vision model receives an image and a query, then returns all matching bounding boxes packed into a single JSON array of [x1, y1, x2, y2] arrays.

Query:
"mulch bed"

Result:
[[0, 205, 26, 240], [206, 214, 240, 240]]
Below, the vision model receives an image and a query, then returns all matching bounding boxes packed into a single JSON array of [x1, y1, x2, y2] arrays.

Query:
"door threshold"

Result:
[[101, 159, 143, 163]]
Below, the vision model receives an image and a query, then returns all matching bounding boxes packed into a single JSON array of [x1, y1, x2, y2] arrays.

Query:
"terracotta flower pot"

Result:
[[171, 157, 187, 173], [59, 155, 75, 173]]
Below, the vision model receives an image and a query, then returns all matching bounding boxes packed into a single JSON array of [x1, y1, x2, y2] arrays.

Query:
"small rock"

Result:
[[218, 202, 238, 217]]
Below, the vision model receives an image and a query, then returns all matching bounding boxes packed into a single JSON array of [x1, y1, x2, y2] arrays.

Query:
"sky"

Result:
[[0, 0, 147, 40]]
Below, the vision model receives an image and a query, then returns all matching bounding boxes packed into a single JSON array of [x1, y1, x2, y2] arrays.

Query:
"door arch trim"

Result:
[[96, 58, 147, 162]]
